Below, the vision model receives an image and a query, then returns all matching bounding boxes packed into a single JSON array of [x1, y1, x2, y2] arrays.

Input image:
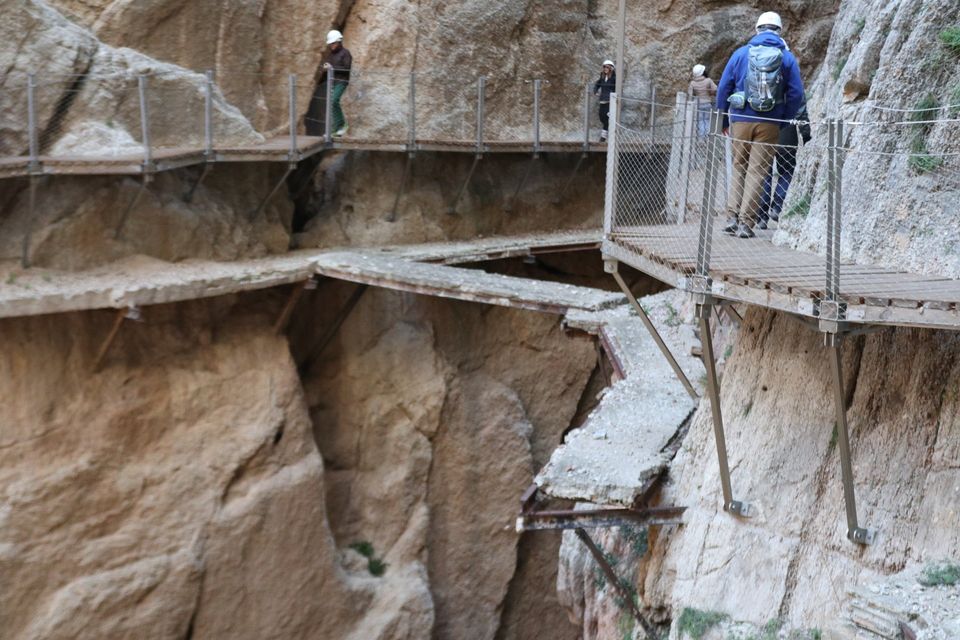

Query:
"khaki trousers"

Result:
[[726, 121, 780, 227]]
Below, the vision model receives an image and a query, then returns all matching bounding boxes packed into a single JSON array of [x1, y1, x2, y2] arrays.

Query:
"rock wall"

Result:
[[0, 279, 603, 638], [640, 308, 960, 636], [778, 0, 960, 278], [289, 281, 600, 639], [0, 297, 364, 639]]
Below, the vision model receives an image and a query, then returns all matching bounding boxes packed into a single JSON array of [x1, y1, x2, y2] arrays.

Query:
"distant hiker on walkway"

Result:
[[716, 11, 804, 239], [688, 64, 717, 137], [756, 102, 811, 229], [594, 60, 616, 142], [307, 30, 353, 137]]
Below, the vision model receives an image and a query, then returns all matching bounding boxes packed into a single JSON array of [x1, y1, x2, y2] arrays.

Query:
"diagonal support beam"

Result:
[[21, 174, 39, 268], [504, 155, 537, 212], [184, 162, 213, 203], [826, 333, 877, 545], [553, 153, 587, 205], [92, 307, 140, 372], [387, 152, 415, 222], [114, 175, 152, 240], [608, 260, 699, 400], [273, 277, 317, 334], [697, 302, 753, 517], [575, 529, 657, 639], [252, 162, 296, 221], [447, 154, 481, 215]]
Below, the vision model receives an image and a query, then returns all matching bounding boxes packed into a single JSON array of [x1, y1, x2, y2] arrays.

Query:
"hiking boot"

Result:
[[736, 223, 755, 239], [722, 218, 739, 235], [600, 130, 608, 142], [768, 210, 780, 222], [756, 218, 768, 230], [334, 125, 349, 137]]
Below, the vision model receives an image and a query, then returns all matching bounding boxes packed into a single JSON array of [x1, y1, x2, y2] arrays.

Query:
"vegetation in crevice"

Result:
[[677, 608, 728, 639], [918, 561, 960, 586], [349, 540, 389, 577]]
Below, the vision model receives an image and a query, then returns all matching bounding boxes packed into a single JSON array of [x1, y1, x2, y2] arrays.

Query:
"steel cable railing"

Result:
[[606, 92, 960, 320]]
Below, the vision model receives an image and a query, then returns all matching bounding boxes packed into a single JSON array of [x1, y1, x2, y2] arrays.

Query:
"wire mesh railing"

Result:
[[0, 68, 674, 172], [607, 92, 960, 320]]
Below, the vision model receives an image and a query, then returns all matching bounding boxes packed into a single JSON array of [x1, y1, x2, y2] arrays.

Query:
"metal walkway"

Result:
[[0, 69, 669, 181]]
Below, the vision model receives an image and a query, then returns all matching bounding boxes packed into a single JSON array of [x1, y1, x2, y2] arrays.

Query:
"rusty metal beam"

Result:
[[520, 506, 685, 532], [575, 529, 657, 639], [92, 307, 133, 372], [273, 278, 315, 334]]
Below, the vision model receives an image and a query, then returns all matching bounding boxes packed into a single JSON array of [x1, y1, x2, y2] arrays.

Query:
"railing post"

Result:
[[650, 84, 657, 142], [408, 71, 416, 150], [27, 72, 39, 172], [695, 109, 722, 282], [826, 119, 837, 304], [204, 70, 214, 158], [324, 71, 334, 144], [288, 73, 298, 159], [583, 81, 591, 151], [476, 76, 486, 154], [602, 93, 619, 237], [533, 79, 541, 155], [834, 119, 844, 303], [138, 74, 153, 171]]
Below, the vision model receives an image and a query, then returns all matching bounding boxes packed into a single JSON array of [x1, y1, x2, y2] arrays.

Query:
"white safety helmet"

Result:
[[326, 29, 344, 45], [692, 64, 706, 77], [602, 60, 615, 68], [755, 11, 783, 32]]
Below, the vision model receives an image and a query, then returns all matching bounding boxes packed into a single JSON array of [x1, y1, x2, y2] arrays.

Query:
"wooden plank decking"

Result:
[[606, 222, 960, 329]]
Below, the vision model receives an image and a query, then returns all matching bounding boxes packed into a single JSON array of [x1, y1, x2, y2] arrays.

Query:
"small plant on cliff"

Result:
[[349, 541, 388, 577], [832, 56, 848, 81], [367, 557, 388, 577], [677, 608, 728, 639], [349, 541, 375, 558], [908, 95, 943, 175], [918, 561, 960, 586], [853, 17, 866, 36], [782, 193, 811, 220], [622, 526, 649, 558], [939, 26, 960, 55], [664, 301, 681, 328]]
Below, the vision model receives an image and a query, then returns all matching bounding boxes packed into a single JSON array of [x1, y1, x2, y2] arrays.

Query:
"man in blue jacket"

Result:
[[716, 11, 805, 238]]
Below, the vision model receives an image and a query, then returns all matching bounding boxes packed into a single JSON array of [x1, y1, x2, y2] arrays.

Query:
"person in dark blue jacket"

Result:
[[594, 61, 616, 141], [715, 11, 805, 238]]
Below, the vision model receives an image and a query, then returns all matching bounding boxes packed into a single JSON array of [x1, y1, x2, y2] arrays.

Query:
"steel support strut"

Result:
[[697, 302, 752, 517], [608, 261, 699, 400], [575, 529, 656, 638], [387, 152, 415, 222], [826, 333, 876, 545]]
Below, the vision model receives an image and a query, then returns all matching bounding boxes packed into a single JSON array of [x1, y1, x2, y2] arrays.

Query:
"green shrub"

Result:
[[783, 194, 811, 220], [349, 541, 388, 577], [853, 18, 866, 36], [368, 557, 388, 577], [918, 561, 960, 586], [940, 26, 960, 54], [622, 526, 650, 558], [349, 541, 375, 558], [908, 95, 944, 175], [678, 608, 728, 639], [832, 56, 848, 81]]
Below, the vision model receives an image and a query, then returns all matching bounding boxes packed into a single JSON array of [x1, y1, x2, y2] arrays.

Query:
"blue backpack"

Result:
[[746, 45, 784, 112]]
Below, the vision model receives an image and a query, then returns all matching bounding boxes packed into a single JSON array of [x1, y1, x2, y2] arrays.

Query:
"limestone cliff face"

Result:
[[289, 282, 599, 640], [779, 0, 960, 278], [649, 310, 960, 634], [0, 285, 600, 639]]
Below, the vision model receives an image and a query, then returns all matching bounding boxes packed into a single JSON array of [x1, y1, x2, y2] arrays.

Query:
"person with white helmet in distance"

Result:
[[311, 29, 353, 137], [688, 63, 717, 138], [594, 60, 616, 141], [715, 11, 804, 239]]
